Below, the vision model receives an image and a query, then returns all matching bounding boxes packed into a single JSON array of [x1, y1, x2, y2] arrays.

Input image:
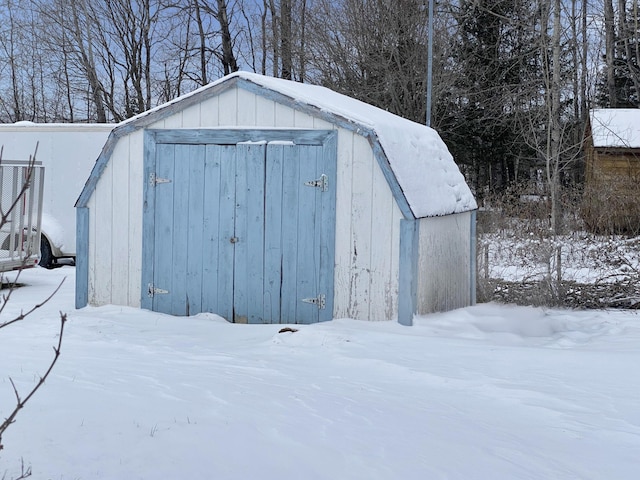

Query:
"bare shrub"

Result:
[[582, 176, 640, 236], [478, 181, 640, 308]]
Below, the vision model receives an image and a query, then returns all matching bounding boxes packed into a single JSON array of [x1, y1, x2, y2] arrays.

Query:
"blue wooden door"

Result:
[[149, 140, 334, 324]]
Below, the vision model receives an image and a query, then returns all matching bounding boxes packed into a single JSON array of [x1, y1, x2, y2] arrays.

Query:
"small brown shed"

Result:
[[583, 108, 640, 233]]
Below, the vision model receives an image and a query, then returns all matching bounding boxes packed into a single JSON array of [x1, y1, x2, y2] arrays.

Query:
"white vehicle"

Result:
[[0, 122, 114, 268]]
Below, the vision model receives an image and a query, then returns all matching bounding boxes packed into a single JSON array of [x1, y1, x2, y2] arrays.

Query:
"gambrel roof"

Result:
[[78, 72, 476, 219]]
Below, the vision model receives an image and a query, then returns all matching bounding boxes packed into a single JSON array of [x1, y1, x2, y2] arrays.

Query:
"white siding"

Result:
[[237, 88, 256, 126], [218, 89, 238, 125], [332, 130, 401, 321], [89, 145, 114, 305], [89, 85, 402, 320], [200, 97, 220, 125], [89, 132, 146, 307], [110, 135, 131, 305], [181, 104, 202, 128], [416, 212, 472, 314]]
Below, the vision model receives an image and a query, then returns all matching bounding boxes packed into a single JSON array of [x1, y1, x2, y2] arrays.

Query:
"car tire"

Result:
[[39, 236, 54, 269]]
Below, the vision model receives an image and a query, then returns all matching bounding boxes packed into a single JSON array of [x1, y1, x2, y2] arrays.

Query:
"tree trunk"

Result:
[[194, 0, 208, 85], [298, 0, 306, 81], [605, 0, 617, 107], [261, 0, 268, 74], [619, 0, 640, 102], [268, 0, 279, 76], [549, 0, 562, 235], [280, 0, 292, 79], [216, 0, 239, 75], [581, 0, 588, 119], [70, 0, 107, 122]]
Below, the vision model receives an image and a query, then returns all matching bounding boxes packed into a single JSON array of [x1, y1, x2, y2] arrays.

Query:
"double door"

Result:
[[147, 139, 334, 324]]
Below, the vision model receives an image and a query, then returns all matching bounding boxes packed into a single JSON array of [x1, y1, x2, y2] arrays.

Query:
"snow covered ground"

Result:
[[1, 266, 639, 479], [480, 232, 640, 284]]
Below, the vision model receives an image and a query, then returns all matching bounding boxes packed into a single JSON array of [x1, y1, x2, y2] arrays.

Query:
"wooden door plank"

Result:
[[295, 145, 320, 324], [170, 145, 191, 315], [243, 143, 267, 323], [233, 145, 250, 323], [279, 145, 300, 323], [215, 146, 237, 320], [319, 132, 338, 321], [264, 144, 284, 322], [153, 144, 176, 314], [185, 145, 206, 315], [201, 145, 222, 314]]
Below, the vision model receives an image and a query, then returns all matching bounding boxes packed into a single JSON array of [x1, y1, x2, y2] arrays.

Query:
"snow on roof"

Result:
[[236, 72, 476, 217], [119, 71, 477, 217], [590, 108, 640, 148], [0, 122, 115, 132]]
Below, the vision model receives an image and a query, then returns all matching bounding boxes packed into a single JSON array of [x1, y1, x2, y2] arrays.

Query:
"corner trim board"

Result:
[[470, 209, 477, 305], [75, 207, 89, 309], [398, 219, 420, 326], [140, 131, 157, 311]]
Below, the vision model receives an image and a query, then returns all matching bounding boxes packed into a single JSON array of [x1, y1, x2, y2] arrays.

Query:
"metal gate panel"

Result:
[[0, 161, 44, 271]]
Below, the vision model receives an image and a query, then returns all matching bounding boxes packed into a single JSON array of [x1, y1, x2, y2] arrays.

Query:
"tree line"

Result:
[[0, 0, 638, 197]]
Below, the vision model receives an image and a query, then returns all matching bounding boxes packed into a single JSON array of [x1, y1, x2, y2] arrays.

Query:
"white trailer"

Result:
[[0, 122, 114, 268]]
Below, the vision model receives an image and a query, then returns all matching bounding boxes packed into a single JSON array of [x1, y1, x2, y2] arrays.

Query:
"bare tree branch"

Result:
[[0, 313, 67, 451]]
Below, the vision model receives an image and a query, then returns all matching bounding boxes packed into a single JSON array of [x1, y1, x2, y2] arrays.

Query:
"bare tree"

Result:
[[618, 0, 640, 101], [66, 0, 108, 121], [280, 0, 292, 79], [306, 0, 430, 119], [605, 0, 618, 106], [547, 0, 563, 235], [193, 0, 210, 84], [214, 0, 240, 75]]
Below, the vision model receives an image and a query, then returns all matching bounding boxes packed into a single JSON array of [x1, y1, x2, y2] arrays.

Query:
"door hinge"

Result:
[[148, 283, 169, 297], [149, 172, 172, 186], [301, 294, 326, 309], [304, 174, 328, 192]]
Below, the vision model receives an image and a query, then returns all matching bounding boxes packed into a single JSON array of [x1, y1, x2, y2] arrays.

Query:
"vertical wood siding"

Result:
[[88, 85, 401, 320], [332, 130, 401, 320], [416, 212, 472, 313]]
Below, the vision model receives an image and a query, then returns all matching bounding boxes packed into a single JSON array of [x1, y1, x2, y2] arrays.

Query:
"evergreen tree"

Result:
[[436, 0, 541, 196], [597, 1, 640, 107]]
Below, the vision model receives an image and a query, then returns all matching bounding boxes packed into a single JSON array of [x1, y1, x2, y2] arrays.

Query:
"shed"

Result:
[[583, 108, 640, 233], [76, 72, 477, 325]]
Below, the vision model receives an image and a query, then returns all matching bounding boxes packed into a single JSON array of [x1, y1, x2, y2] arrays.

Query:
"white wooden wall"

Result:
[[88, 85, 402, 320], [416, 211, 472, 314]]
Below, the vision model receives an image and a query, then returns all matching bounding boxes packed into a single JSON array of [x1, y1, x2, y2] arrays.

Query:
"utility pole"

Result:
[[426, 0, 433, 127]]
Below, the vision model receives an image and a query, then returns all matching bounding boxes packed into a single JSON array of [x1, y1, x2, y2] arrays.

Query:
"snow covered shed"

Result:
[[583, 109, 640, 233], [75, 72, 477, 325]]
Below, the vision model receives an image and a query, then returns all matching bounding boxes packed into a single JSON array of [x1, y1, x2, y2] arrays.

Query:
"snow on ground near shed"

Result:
[[1, 267, 639, 479]]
